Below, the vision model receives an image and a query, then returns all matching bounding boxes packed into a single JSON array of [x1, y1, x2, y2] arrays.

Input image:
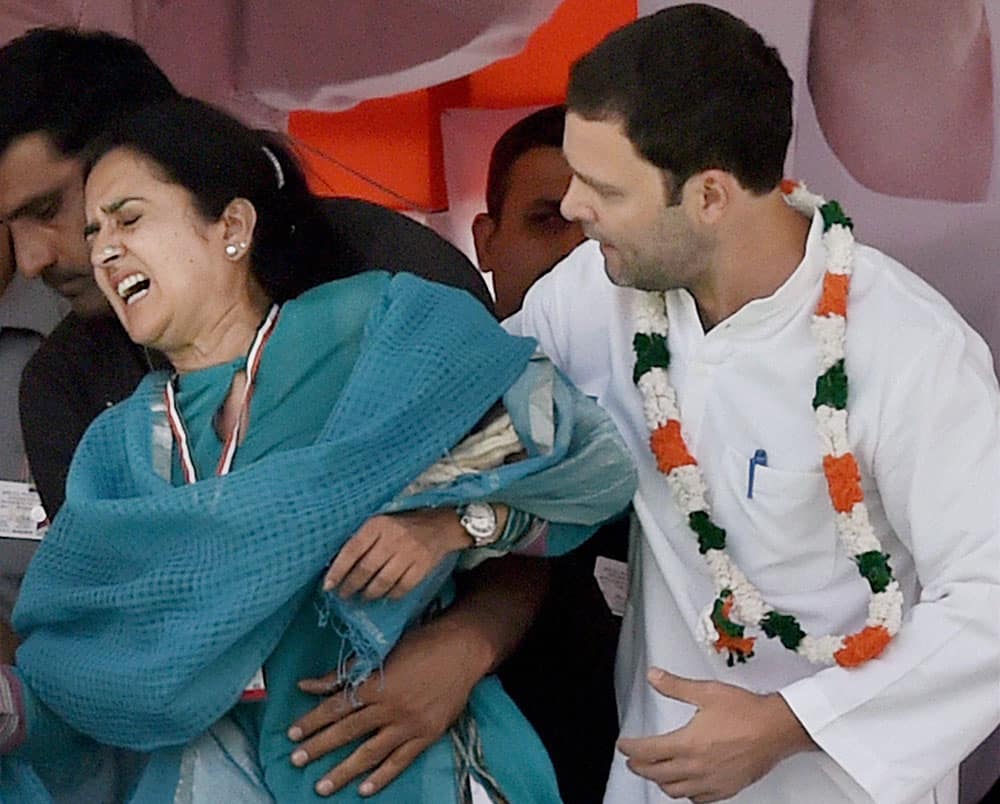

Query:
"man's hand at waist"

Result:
[[618, 667, 818, 803]]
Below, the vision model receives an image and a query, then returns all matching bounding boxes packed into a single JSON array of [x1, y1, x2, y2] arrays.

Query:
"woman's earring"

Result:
[[225, 243, 239, 257]]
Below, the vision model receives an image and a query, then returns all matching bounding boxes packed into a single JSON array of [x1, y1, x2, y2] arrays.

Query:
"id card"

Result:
[[0, 480, 48, 541], [594, 556, 629, 617], [241, 666, 267, 701]]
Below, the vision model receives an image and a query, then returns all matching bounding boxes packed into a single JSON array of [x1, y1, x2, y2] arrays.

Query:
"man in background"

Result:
[[474, 105, 627, 804], [0, 225, 64, 663], [472, 105, 585, 319]]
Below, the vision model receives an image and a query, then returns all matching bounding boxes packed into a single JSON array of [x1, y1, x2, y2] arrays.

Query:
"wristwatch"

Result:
[[458, 502, 500, 548]]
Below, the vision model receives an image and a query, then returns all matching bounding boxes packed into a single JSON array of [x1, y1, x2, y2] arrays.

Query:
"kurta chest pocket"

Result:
[[717, 445, 840, 595]]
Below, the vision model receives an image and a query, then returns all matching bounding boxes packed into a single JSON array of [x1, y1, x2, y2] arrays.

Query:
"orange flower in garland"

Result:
[[650, 420, 696, 474], [823, 453, 865, 513], [712, 594, 756, 664], [817, 273, 850, 318], [834, 625, 892, 667]]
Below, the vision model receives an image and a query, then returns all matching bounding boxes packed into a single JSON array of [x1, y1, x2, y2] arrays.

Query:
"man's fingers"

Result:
[[297, 671, 345, 697], [356, 739, 426, 797], [311, 726, 403, 797], [291, 706, 381, 769], [625, 755, 690, 784], [618, 734, 679, 764], [625, 756, 715, 802], [324, 527, 379, 591], [646, 666, 707, 706], [289, 691, 359, 742]]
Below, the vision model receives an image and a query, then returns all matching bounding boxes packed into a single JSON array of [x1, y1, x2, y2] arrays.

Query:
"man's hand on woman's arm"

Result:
[[289, 552, 549, 798]]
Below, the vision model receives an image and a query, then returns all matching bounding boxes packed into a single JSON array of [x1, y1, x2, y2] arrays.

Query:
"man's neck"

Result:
[[691, 192, 811, 330]]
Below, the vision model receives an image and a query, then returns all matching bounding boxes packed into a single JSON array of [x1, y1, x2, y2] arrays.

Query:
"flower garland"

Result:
[[632, 180, 903, 668]]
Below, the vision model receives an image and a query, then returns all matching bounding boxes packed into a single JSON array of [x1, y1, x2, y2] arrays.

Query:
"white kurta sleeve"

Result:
[[781, 321, 1000, 803]]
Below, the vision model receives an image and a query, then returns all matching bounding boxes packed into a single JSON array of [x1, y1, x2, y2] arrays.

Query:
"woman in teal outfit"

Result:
[[0, 98, 635, 803]]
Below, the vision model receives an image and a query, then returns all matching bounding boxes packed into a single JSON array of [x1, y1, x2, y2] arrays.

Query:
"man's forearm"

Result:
[[448, 554, 550, 674]]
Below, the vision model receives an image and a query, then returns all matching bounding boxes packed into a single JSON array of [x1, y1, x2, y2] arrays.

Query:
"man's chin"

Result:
[[47, 275, 111, 318], [67, 288, 113, 318], [601, 253, 631, 288]]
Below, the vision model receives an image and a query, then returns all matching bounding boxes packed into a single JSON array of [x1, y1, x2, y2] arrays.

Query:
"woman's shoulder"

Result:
[[294, 270, 391, 307], [281, 271, 391, 332]]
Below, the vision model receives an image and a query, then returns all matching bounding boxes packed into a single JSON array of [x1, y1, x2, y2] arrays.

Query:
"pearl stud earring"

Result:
[[225, 244, 239, 257]]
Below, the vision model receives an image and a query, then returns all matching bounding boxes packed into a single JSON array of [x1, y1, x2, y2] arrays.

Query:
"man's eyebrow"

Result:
[[0, 190, 61, 224], [526, 199, 567, 218], [571, 169, 621, 195], [528, 198, 565, 211]]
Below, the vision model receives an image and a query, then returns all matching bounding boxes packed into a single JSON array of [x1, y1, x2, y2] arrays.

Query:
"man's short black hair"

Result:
[[0, 27, 178, 157], [566, 3, 793, 195], [485, 105, 567, 219]]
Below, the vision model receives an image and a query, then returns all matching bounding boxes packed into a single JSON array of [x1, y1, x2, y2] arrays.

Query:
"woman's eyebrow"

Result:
[[101, 196, 146, 214]]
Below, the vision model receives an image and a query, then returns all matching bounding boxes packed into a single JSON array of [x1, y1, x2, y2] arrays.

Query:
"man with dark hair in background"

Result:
[[473, 105, 626, 804], [0, 225, 63, 664], [472, 105, 584, 319]]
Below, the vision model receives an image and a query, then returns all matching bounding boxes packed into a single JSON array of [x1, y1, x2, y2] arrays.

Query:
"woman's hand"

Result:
[[324, 509, 495, 600]]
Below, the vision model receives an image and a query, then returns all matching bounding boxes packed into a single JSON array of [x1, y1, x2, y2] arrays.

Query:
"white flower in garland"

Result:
[[631, 180, 902, 668]]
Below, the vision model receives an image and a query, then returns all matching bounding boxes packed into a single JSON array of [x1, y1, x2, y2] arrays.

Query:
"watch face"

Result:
[[461, 503, 498, 544]]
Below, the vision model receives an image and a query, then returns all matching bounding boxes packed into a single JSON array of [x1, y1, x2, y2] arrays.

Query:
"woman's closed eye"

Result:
[[83, 213, 142, 244]]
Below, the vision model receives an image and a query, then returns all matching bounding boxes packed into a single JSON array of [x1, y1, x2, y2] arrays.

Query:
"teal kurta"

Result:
[[172, 273, 558, 802], [3, 271, 636, 803]]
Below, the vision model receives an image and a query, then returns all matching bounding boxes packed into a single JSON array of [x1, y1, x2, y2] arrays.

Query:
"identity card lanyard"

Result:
[[162, 303, 280, 701]]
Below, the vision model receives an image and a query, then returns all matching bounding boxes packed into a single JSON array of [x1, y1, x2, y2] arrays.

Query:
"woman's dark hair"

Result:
[[83, 96, 348, 302], [567, 3, 793, 195]]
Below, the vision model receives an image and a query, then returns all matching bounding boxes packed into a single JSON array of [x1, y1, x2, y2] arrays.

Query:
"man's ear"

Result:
[[471, 212, 497, 275], [220, 198, 258, 252], [687, 170, 733, 225]]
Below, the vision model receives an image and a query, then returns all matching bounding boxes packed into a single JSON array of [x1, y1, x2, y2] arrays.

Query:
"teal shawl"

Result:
[[8, 272, 635, 766]]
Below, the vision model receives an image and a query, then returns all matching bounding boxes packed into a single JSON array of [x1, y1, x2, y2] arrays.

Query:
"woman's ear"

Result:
[[220, 198, 258, 256]]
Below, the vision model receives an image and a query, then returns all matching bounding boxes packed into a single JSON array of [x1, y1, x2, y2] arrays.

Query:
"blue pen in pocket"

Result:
[[747, 449, 768, 498]]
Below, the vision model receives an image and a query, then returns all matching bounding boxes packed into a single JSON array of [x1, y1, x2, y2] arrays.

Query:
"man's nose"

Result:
[[12, 228, 57, 280], [560, 177, 593, 225]]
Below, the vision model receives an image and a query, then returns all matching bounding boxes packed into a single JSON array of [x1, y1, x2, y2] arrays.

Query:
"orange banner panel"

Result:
[[461, 0, 637, 107], [288, 1, 637, 209], [289, 90, 447, 210]]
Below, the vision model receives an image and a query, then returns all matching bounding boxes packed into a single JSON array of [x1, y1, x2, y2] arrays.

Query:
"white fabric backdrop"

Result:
[[0, 0, 561, 126]]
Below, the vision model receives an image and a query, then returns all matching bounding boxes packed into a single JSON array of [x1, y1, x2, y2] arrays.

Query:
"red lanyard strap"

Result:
[[163, 304, 280, 484]]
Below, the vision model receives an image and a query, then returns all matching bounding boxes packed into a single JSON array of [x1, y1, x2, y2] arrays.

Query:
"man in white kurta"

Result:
[[505, 5, 1000, 803]]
